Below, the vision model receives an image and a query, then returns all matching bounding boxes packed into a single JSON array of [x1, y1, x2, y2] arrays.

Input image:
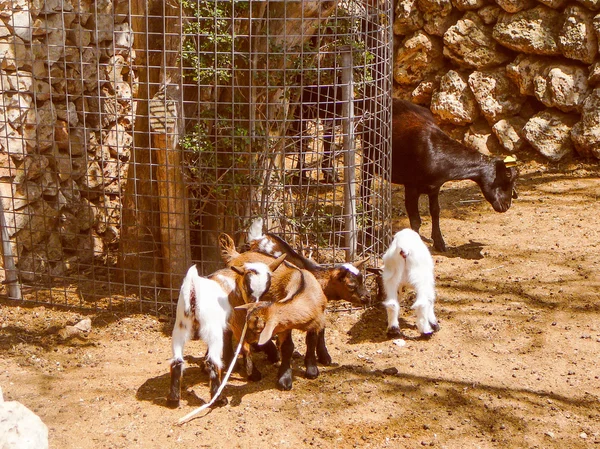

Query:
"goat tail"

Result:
[[247, 217, 264, 243], [218, 233, 239, 264], [179, 264, 198, 315]]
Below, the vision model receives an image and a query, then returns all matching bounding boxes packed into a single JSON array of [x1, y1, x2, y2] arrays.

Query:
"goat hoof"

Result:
[[305, 365, 319, 379], [212, 396, 228, 407], [277, 370, 293, 390], [433, 242, 447, 252], [277, 378, 293, 391], [317, 353, 332, 366], [267, 353, 281, 364], [386, 326, 401, 338], [248, 370, 262, 382], [166, 396, 180, 408], [431, 322, 440, 333]]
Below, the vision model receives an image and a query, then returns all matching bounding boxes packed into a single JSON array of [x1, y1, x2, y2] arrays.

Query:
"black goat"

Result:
[[381, 99, 519, 251]]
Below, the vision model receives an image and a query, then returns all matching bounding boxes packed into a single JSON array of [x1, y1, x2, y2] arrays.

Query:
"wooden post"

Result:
[[149, 1, 190, 290], [120, 0, 190, 292], [150, 85, 191, 290], [119, 0, 162, 287], [341, 46, 357, 262]]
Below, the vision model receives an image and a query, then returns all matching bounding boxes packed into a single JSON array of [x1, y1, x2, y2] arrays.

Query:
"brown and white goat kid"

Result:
[[247, 218, 371, 305], [235, 294, 327, 391], [381, 228, 439, 337], [220, 233, 328, 390], [167, 255, 285, 408]]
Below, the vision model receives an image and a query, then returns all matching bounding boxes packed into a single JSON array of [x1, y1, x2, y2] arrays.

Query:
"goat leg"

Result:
[[253, 340, 280, 364], [276, 330, 294, 391], [242, 342, 262, 382], [222, 329, 234, 367], [413, 304, 440, 336], [315, 329, 332, 366], [404, 186, 422, 235], [206, 359, 228, 406], [293, 121, 311, 185], [383, 298, 402, 337], [304, 331, 319, 379], [428, 188, 446, 252], [167, 358, 184, 408], [382, 268, 403, 337]]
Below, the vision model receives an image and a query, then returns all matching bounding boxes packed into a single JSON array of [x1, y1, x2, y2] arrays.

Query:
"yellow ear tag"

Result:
[[503, 155, 517, 167]]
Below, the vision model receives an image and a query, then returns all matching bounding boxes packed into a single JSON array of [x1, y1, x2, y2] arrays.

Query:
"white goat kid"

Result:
[[382, 228, 439, 337], [168, 258, 283, 408]]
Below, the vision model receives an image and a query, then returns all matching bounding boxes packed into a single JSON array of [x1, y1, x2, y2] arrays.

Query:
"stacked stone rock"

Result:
[[393, 0, 600, 162], [0, 0, 134, 282]]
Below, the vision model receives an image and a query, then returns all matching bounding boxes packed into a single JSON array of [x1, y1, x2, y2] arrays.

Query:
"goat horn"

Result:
[[234, 303, 255, 311], [353, 257, 370, 269], [268, 253, 287, 272], [230, 264, 244, 276]]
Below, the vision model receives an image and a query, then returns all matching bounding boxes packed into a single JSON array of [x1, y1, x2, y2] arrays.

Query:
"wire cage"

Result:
[[0, 0, 392, 315]]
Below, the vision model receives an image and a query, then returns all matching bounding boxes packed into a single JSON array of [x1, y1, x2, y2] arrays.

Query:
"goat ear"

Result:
[[366, 266, 383, 275], [218, 233, 236, 262], [353, 257, 370, 269], [258, 319, 277, 346], [218, 233, 234, 248], [495, 159, 512, 179], [268, 253, 286, 272]]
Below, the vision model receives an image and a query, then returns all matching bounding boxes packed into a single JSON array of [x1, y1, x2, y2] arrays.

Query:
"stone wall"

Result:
[[393, 0, 600, 161], [0, 0, 134, 281]]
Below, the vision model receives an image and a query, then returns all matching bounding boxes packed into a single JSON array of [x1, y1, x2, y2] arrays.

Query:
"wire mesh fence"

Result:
[[0, 0, 392, 316]]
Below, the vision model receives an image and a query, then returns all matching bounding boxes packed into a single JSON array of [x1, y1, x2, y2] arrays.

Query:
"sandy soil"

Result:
[[1, 157, 599, 449]]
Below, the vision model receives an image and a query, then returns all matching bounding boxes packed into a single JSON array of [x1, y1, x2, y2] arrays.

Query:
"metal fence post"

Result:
[[0, 199, 21, 300], [341, 45, 356, 262]]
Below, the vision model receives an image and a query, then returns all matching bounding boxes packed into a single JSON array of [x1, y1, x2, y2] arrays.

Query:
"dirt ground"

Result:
[[1, 156, 599, 449]]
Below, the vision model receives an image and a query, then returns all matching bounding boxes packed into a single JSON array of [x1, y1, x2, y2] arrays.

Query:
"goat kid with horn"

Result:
[[245, 218, 371, 307], [243, 217, 372, 365], [220, 233, 328, 391]]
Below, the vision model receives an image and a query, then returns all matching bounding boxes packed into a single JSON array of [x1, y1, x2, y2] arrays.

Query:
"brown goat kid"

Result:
[[220, 233, 328, 390], [246, 218, 371, 305]]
